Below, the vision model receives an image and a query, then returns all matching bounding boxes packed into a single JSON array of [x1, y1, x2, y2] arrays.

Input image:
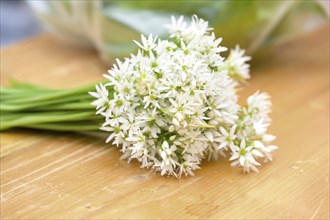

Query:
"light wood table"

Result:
[[1, 26, 329, 219]]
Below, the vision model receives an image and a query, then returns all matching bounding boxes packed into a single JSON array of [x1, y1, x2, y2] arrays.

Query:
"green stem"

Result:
[[0, 80, 110, 132], [23, 122, 101, 131], [1, 95, 92, 111], [1, 80, 108, 104], [2, 87, 92, 104], [33, 102, 96, 111], [1, 112, 100, 129]]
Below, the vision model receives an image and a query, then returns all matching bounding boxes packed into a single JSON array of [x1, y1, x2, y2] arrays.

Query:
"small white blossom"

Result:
[[217, 125, 236, 150], [89, 84, 109, 114], [253, 119, 269, 136], [164, 16, 187, 39], [91, 15, 277, 177], [230, 139, 261, 173], [133, 34, 158, 51], [224, 45, 251, 81], [247, 91, 272, 121]]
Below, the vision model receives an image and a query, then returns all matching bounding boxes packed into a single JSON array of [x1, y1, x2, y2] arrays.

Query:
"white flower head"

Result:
[[89, 83, 109, 114], [133, 34, 158, 51], [225, 45, 251, 81], [91, 15, 277, 177], [230, 138, 261, 173]]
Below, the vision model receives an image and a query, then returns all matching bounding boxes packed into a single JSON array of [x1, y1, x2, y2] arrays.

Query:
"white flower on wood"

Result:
[[91, 15, 277, 177]]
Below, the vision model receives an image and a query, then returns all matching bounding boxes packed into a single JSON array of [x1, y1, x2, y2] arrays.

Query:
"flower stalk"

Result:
[[0, 81, 109, 131]]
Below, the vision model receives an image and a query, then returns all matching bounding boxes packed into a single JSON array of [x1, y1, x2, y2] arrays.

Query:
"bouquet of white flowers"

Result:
[[1, 16, 277, 177]]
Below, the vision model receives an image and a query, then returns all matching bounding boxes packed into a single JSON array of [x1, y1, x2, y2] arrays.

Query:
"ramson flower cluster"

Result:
[[90, 15, 277, 177]]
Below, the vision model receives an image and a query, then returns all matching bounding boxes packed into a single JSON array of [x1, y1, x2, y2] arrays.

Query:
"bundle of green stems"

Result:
[[0, 81, 109, 132]]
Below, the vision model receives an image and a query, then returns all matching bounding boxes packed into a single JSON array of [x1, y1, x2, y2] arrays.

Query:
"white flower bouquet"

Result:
[[1, 16, 277, 177]]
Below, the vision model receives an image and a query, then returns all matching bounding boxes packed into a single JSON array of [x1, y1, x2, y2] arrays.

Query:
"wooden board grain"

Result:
[[0, 26, 329, 219]]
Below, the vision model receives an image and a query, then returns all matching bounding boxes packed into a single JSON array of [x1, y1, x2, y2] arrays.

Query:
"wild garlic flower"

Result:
[[90, 15, 277, 177], [224, 45, 251, 82]]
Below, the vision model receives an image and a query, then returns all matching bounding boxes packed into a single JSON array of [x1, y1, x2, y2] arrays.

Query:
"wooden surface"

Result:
[[1, 26, 329, 219]]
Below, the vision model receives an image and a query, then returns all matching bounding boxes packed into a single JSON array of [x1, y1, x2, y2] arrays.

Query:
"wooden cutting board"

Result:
[[1, 25, 329, 219]]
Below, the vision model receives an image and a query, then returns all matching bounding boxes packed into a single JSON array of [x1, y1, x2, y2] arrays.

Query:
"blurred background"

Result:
[[1, 0, 42, 46], [1, 0, 329, 63]]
